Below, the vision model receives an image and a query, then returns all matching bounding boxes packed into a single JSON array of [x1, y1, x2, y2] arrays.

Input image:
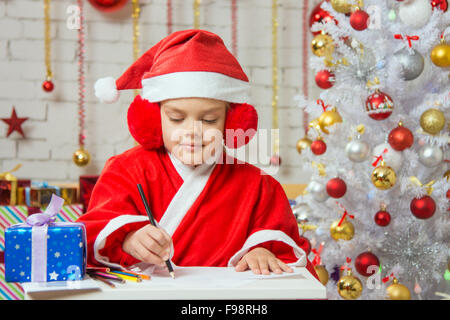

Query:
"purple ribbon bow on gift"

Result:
[[26, 194, 64, 227]]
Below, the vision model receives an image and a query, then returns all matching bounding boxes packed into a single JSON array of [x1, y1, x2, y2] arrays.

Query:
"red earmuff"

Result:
[[127, 95, 258, 150]]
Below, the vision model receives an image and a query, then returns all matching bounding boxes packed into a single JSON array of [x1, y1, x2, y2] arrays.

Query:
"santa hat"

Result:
[[95, 29, 258, 150]]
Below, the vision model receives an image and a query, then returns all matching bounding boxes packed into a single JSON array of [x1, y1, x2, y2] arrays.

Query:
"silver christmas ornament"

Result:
[[307, 181, 329, 202], [394, 48, 424, 81], [345, 139, 370, 162], [418, 144, 443, 168]]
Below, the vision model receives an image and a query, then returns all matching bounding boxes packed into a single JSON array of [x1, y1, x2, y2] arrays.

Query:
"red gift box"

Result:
[[0, 180, 31, 205], [79, 175, 99, 213]]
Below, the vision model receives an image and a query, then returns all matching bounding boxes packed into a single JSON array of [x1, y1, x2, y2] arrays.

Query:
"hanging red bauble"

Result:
[[42, 80, 54, 92], [374, 209, 391, 226], [311, 138, 327, 155], [1, 107, 28, 138], [365, 90, 394, 121], [355, 251, 380, 277], [88, 0, 129, 12], [410, 195, 436, 219], [350, 9, 370, 31], [309, 0, 336, 36], [315, 69, 335, 89], [388, 122, 414, 151], [431, 0, 448, 11], [326, 177, 347, 198]]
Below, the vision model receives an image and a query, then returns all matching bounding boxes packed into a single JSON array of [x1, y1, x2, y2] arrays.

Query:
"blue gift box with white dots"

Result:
[[4, 224, 86, 283]]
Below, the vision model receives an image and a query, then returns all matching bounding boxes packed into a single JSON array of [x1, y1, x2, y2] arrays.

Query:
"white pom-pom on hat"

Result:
[[94, 77, 119, 103]]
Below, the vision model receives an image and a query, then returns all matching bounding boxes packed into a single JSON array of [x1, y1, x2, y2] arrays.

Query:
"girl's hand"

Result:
[[234, 247, 293, 275], [123, 224, 172, 266]]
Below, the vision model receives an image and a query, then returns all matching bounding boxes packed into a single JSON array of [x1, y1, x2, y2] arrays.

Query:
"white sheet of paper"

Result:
[[145, 266, 307, 288], [22, 278, 101, 293]]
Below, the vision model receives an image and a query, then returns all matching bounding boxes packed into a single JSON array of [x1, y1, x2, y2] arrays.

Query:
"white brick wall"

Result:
[[0, 0, 321, 184]]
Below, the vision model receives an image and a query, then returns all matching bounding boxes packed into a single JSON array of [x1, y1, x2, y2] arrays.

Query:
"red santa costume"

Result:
[[78, 29, 318, 280]]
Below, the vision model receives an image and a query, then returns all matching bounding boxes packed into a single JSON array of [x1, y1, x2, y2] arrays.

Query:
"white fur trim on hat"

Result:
[[141, 71, 251, 103], [94, 77, 120, 104]]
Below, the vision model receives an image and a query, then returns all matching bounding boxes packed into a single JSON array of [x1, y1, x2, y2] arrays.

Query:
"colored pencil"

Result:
[[90, 273, 116, 288], [111, 269, 150, 280], [87, 267, 110, 273], [137, 183, 175, 279], [108, 271, 142, 282], [87, 271, 125, 284]]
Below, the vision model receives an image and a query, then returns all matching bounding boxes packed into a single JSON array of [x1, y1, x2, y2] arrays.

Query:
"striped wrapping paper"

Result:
[[0, 204, 83, 300]]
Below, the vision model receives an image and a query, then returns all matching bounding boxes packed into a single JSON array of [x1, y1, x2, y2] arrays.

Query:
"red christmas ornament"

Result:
[[365, 90, 394, 120], [270, 154, 282, 166], [309, 0, 336, 36], [431, 0, 448, 11], [350, 9, 370, 31], [388, 123, 414, 151], [355, 251, 380, 277], [1, 107, 28, 138], [410, 195, 436, 219], [42, 80, 54, 92], [88, 0, 128, 12], [315, 69, 335, 89], [326, 177, 347, 198], [374, 209, 391, 227], [311, 138, 327, 155]]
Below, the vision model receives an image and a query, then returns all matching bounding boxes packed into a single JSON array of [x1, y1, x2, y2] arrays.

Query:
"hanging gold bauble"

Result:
[[296, 137, 313, 154], [318, 107, 343, 134], [420, 108, 446, 135], [330, 218, 355, 241], [386, 278, 411, 300], [314, 265, 329, 286], [330, 0, 352, 14], [73, 148, 91, 167], [371, 162, 396, 190], [444, 170, 450, 181], [337, 269, 363, 300], [311, 33, 334, 57], [430, 40, 450, 68]]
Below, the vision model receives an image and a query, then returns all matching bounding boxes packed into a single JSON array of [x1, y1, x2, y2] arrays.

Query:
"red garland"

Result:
[[231, 0, 237, 57], [77, 0, 86, 148], [167, 0, 173, 35]]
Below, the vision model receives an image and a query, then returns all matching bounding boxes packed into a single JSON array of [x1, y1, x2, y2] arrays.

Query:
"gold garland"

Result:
[[193, 0, 201, 29], [132, 0, 141, 97], [44, 0, 52, 80], [272, 0, 279, 156]]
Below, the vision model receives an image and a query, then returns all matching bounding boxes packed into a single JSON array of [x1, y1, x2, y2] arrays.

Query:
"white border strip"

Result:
[[141, 71, 251, 103], [227, 229, 307, 268]]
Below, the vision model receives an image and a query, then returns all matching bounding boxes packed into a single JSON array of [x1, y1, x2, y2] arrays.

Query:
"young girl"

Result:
[[78, 29, 318, 279]]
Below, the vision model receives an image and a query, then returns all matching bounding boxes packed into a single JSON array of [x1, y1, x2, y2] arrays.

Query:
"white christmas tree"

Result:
[[294, 0, 449, 300]]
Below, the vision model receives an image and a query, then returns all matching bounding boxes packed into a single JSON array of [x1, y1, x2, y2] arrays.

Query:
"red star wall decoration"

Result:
[[1, 107, 28, 138]]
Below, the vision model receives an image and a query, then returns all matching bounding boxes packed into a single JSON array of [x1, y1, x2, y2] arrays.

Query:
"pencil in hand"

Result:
[[137, 183, 175, 279]]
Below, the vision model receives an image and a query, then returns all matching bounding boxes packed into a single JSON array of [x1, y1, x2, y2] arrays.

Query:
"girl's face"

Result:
[[160, 97, 228, 167]]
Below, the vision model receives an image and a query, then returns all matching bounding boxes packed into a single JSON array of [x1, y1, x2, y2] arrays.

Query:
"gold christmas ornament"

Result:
[[430, 40, 450, 68], [73, 148, 91, 167], [444, 170, 450, 181], [371, 161, 396, 190], [311, 33, 334, 57], [314, 265, 329, 286], [296, 137, 312, 154], [330, 0, 352, 14], [386, 278, 411, 300], [318, 107, 343, 134], [330, 218, 355, 241], [420, 108, 446, 135], [337, 269, 363, 300]]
